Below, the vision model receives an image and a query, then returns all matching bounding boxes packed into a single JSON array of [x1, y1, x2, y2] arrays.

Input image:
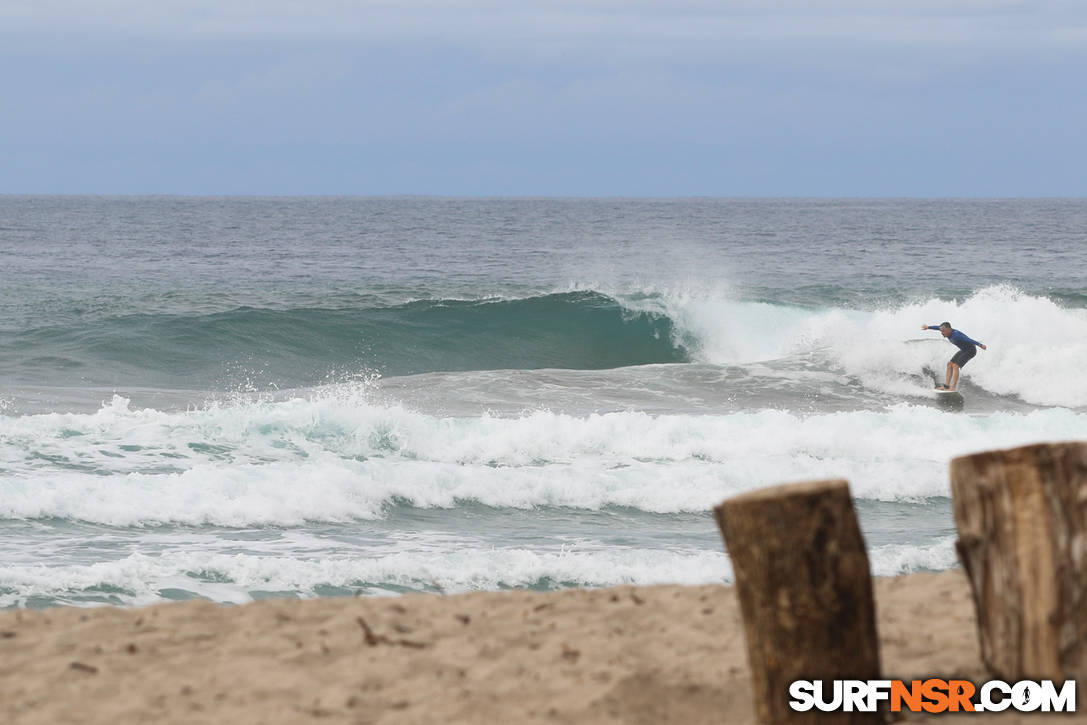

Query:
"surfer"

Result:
[[921, 322, 987, 391]]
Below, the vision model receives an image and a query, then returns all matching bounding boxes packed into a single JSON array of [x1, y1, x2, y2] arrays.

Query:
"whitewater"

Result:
[[1, 196, 1085, 608]]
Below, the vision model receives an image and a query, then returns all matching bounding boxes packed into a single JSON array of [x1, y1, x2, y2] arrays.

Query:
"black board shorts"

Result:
[[951, 346, 977, 367]]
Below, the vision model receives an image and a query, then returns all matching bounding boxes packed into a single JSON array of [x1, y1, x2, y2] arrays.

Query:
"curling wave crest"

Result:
[[624, 284, 1087, 407]]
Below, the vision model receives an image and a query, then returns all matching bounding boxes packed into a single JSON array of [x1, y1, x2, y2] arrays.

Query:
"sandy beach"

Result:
[[3, 569, 1077, 724]]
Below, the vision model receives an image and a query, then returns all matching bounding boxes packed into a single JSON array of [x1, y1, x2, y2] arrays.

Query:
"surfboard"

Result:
[[934, 386, 964, 410], [922, 366, 964, 409]]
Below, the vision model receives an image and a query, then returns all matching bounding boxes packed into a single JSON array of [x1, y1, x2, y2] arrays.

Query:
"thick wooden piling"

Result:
[[951, 442, 1087, 682], [715, 480, 882, 723]]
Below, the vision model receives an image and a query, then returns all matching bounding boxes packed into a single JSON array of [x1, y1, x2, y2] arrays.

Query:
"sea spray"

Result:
[[617, 284, 1087, 406]]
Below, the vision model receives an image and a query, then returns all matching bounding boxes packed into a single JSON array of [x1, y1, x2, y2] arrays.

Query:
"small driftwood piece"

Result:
[[951, 442, 1087, 682], [715, 479, 881, 724]]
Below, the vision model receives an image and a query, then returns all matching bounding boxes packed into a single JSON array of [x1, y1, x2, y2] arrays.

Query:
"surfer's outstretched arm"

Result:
[[956, 332, 985, 348], [954, 332, 987, 351]]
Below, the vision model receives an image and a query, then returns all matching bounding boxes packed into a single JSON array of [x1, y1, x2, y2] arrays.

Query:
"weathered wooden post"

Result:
[[715, 480, 882, 724], [951, 442, 1087, 682]]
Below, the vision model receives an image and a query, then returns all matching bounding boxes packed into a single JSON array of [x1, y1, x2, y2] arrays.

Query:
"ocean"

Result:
[[2, 196, 1086, 608]]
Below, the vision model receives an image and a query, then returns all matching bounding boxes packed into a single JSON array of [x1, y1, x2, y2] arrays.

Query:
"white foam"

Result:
[[3, 394, 1086, 526], [868, 536, 959, 577], [630, 284, 1087, 407], [0, 546, 731, 607], [0, 534, 962, 607]]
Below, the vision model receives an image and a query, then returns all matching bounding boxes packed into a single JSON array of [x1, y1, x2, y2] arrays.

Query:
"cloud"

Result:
[[3, 1, 1085, 194], [7, 0, 1084, 104], [7, 1, 1086, 59]]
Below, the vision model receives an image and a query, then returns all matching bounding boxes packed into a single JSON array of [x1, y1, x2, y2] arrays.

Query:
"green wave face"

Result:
[[2, 291, 689, 389]]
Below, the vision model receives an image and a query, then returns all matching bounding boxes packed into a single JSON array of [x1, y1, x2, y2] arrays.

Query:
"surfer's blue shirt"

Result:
[[927, 326, 983, 352]]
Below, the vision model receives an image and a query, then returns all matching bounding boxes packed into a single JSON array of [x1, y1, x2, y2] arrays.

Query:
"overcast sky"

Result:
[[2, 1, 1085, 195]]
